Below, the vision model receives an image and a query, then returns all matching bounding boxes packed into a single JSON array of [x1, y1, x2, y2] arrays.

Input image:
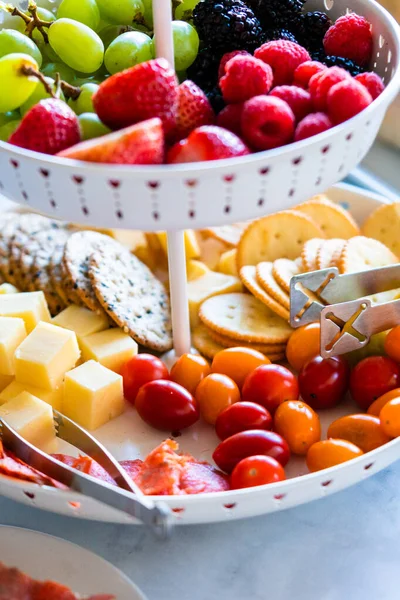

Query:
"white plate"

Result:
[[0, 525, 146, 599]]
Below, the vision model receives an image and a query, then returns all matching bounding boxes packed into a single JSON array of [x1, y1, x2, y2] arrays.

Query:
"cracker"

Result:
[[338, 236, 398, 274], [301, 238, 324, 272], [202, 223, 248, 248], [240, 266, 290, 321], [8, 214, 52, 289], [207, 327, 286, 354], [272, 258, 301, 293], [362, 202, 400, 257], [316, 239, 346, 270], [89, 245, 172, 351], [199, 292, 292, 344], [192, 324, 225, 359], [0, 212, 19, 283], [49, 243, 70, 306], [237, 210, 324, 269], [256, 262, 290, 310], [296, 196, 360, 239]]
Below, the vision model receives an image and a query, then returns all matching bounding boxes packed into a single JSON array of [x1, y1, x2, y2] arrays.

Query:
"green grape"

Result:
[[98, 24, 128, 49], [78, 112, 110, 139], [96, 0, 144, 26], [153, 20, 198, 71], [96, 18, 111, 31], [105, 31, 152, 74], [176, 70, 187, 83], [42, 61, 76, 83], [0, 53, 39, 112], [0, 29, 42, 67], [57, 0, 100, 31], [30, 8, 60, 61], [68, 82, 98, 114], [0, 110, 20, 126], [20, 76, 65, 115], [0, 12, 26, 33], [0, 119, 21, 142], [142, 0, 152, 27], [48, 18, 104, 73], [174, 0, 199, 20]]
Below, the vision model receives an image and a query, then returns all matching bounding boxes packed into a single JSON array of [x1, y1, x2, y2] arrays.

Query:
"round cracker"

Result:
[[362, 202, 400, 257], [192, 324, 225, 359], [49, 243, 70, 307], [301, 238, 324, 272], [338, 236, 398, 274], [8, 214, 52, 289], [89, 245, 172, 352], [207, 327, 286, 354], [272, 258, 301, 293], [236, 210, 325, 270], [296, 196, 360, 239], [0, 212, 20, 284], [199, 292, 292, 344], [256, 262, 290, 310], [316, 239, 346, 270], [240, 266, 290, 320]]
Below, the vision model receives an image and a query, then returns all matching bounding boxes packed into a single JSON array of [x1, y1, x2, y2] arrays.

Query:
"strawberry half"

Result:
[[58, 118, 164, 165], [9, 98, 80, 155], [93, 58, 178, 134], [167, 125, 250, 164], [169, 80, 215, 144]]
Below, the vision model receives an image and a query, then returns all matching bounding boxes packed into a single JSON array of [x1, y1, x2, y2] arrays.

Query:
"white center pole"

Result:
[[153, 0, 192, 359]]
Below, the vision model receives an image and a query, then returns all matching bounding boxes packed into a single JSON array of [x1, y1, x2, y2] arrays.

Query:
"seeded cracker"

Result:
[[49, 243, 70, 306], [89, 245, 172, 352], [0, 212, 19, 283]]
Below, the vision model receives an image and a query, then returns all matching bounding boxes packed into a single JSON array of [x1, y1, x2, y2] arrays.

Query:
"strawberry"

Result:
[[169, 80, 215, 144], [58, 118, 164, 165], [93, 58, 178, 134], [167, 125, 250, 164], [9, 98, 80, 155]]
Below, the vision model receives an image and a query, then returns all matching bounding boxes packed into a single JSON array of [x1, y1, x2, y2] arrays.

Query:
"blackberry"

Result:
[[187, 47, 222, 91], [205, 86, 225, 114], [312, 50, 365, 76], [247, 0, 305, 30], [261, 28, 299, 44], [294, 11, 333, 51], [193, 0, 263, 53]]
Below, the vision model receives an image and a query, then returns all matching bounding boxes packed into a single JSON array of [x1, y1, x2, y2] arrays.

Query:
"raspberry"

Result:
[[355, 72, 385, 100], [293, 60, 327, 89], [218, 50, 250, 80], [323, 13, 373, 67], [294, 112, 332, 141], [309, 66, 350, 111], [241, 95, 295, 150], [270, 85, 312, 122], [254, 40, 310, 86], [220, 55, 274, 104], [327, 79, 373, 124], [170, 81, 215, 144], [217, 103, 244, 136]]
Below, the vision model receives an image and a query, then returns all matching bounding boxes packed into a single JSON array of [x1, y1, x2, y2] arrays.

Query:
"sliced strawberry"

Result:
[[167, 125, 250, 164], [57, 118, 164, 165], [169, 80, 215, 144]]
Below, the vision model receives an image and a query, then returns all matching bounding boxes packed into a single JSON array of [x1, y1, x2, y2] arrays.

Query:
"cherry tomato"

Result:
[[135, 380, 199, 431], [242, 364, 299, 413], [121, 354, 169, 405], [231, 455, 285, 489], [286, 323, 321, 372], [212, 429, 290, 474], [170, 353, 211, 395], [195, 373, 240, 425], [274, 400, 321, 455], [215, 401, 272, 441], [298, 355, 349, 409], [350, 356, 400, 410], [380, 397, 400, 437], [211, 347, 270, 389], [368, 388, 400, 417], [384, 326, 400, 363], [327, 414, 391, 452], [306, 439, 363, 473]]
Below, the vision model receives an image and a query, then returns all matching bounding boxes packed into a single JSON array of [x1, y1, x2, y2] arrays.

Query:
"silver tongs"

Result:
[[0, 410, 173, 538], [290, 264, 400, 358]]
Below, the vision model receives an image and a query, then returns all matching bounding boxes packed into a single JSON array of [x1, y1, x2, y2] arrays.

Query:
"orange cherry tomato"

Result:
[[170, 353, 211, 395], [211, 347, 270, 389], [380, 397, 400, 437], [368, 388, 400, 416], [274, 400, 321, 455], [195, 373, 240, 425], [285, 323, 321, 373], [327, 414, 391, 452], [306, 439, 364, 472], [384, 326, 400, 363]]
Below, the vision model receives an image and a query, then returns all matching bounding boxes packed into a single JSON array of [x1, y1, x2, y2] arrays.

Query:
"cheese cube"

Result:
[[0, 283, 19, 294], [157, 230, 201, 261], [0, 380, 63, 410], [80, 328, 138, 374], [198, 237, 229, 270], [0, 374, 13, 392], [218, 249, 239, 277], [52, 305, 109, 345], [15, 322, 80, 390], [0, 292, 50, 332], [0, 391, 57, 452], [187, 260, 210, 282], [63, 360, 125, 430], [0, 317, 26, 375], [188, 272, 243, 328]]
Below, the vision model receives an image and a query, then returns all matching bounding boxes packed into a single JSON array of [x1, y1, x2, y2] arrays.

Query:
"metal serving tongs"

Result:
[[289, 263, 400, 358], [0, 410, 173, 539]]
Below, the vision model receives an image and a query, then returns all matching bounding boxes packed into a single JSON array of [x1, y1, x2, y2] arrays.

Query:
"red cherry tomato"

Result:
[[350, 356, 400, 410], [135, 380, 199, 431], [231, 455, 286, 489], [298, 355, 349, 409], [121, 354, 169, 405], [241, 364, 299, 413], [212, 429, 290, 474], [215, 401, 272, 441]]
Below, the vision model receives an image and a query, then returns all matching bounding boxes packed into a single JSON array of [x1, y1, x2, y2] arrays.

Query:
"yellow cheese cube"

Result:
[[63, 360, 125, 430], [218, 249, 239, 277], [0, 291, 50, 332], [188, 272, 243, 328], [0, 391, 57, 452], [0, 374, 13, 392], [198, 237, 229, 270], [187, 259, 210, 281], [0, 380, 63, 410], [15, 322, 80, 390], [52, 305, 109, 345], [0, 317, 26, 375], [80, 328, 138, 374], [109, 230, 147, 252], [0, 283, 19, 294], [157, 230, 201, 261]]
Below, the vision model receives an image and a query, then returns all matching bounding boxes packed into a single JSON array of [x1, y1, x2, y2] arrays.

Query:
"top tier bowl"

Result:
[[0, 0, 399, 232]]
